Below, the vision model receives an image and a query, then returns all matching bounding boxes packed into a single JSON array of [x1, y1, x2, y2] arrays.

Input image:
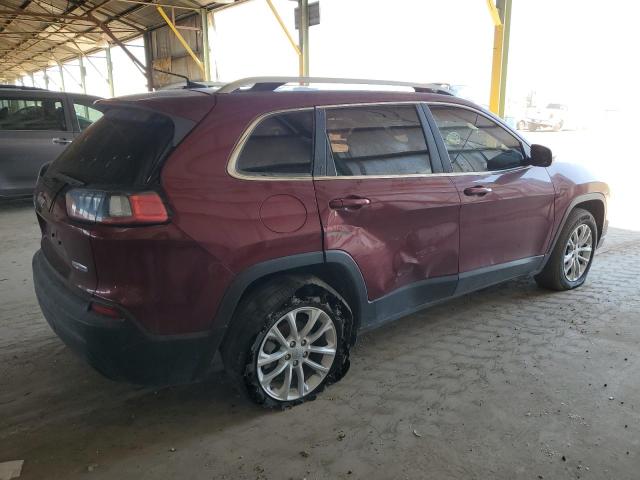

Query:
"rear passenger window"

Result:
[[326, 105, 431, 176], [236, 110, 314, 177], [0, 97, 66, 131], [430, 105, 524, 172]]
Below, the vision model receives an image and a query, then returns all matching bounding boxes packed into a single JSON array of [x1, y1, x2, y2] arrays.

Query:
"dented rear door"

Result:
[[313, 103, 460, 312]]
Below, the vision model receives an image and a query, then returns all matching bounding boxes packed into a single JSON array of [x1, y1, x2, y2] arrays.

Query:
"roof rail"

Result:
[[216, 77, 454, 95], [0, 84, 47, 91]]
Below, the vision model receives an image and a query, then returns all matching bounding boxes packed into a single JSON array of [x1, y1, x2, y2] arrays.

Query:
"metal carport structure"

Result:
[[0, 0, 512, 115]]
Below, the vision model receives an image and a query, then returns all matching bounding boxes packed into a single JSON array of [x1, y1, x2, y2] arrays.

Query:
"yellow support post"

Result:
[[156, 5, 205, 75], [486, 0, 503, 115], [489, 24, 504, 114], [265, 0, 303, 76]]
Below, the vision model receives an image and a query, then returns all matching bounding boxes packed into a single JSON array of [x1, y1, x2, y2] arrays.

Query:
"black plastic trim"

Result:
[[420, 103, 453, 173], [456, 255, 544, 296], [213, 251, 326, 332], [313, 107, 327, 177], [33, 250, 219, 385], [216, 250, 550, 338], [536, 192, 607, 272]]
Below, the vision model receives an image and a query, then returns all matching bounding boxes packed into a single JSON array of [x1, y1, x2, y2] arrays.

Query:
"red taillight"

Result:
[[90, 302, 122, 319], [66, 189, 168, 225], [128, 193, 169, 223]]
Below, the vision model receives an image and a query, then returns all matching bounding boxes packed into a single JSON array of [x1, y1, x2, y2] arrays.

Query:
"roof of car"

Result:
[[0, 85, 100, 101]]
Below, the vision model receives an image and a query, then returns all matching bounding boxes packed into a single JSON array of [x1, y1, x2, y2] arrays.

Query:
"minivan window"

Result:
[[326, 105, 431, 176], [46, 108, 174, 185], [236, 110, 314, 177], [0, 97, 66, 131], [430, 105, 524, 173], [73, 102, 103, 131]]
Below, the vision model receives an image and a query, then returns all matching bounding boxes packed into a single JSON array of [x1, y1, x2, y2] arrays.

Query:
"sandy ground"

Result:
[[1, 130, 640, 479]]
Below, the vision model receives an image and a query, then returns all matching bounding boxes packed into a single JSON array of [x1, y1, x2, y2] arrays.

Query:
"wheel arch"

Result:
[[215, 251, 368, 350], [539, 192, 606, 272], [574, 198, 605, 242]]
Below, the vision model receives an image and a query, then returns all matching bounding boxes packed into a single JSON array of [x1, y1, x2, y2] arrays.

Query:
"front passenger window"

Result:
[[430, 106, 524, 173]]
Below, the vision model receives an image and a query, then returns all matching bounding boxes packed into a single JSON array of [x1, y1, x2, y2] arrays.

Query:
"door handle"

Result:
[[329, 197, 371, 210], [52, 137, 72, 145], [463, 186, 493, 196]]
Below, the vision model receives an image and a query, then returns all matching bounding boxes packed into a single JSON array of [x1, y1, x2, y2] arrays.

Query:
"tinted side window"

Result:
[[0, 97, 66, 131], [326, 105, 431, 176], [236, 110, 314, 177], [73, 102, 103, 131], [430, 106, 524, 172]]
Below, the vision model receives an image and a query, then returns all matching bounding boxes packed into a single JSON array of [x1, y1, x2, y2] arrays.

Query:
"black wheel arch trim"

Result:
[[538, 192, 607, 272]]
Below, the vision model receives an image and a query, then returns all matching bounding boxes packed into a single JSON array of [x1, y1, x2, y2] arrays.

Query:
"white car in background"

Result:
[[520, 103, 569, 131]]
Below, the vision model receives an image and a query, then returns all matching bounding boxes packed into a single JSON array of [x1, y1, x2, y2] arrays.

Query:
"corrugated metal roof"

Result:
[[0, 0, 235, 81]]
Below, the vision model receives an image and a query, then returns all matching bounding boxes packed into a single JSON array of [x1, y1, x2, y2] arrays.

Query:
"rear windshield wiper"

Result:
[[50, 171, 85, 187]]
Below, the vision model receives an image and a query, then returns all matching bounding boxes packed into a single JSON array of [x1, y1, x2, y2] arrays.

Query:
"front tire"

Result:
[[535, 208, 597, 291], [221, 276, 352, 408]]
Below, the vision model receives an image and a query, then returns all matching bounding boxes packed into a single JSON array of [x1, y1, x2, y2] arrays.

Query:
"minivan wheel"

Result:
[[535, 208, 597, 291], [221, 276, 352, 408]]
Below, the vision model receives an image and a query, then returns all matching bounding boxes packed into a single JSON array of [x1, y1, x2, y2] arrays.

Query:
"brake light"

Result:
[[65, 189, 168, 225], [90, 302, 122, 319]]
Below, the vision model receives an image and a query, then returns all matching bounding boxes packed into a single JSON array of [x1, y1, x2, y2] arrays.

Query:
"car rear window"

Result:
[[47, 107, 174, 185]]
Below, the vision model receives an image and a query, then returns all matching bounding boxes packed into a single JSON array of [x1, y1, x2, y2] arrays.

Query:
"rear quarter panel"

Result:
[[161, 94, 324, 319]]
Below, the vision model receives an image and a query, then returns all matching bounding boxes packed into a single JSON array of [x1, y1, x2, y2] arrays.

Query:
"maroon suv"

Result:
[[32, 77, 609, 407]]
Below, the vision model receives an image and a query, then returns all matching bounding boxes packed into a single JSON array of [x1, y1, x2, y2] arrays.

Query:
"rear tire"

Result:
[[221, 276, 352, 408], [535, 208, 597, 291]]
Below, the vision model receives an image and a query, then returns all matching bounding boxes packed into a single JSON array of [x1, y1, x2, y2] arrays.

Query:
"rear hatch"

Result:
[[34, 90, 216, 293]]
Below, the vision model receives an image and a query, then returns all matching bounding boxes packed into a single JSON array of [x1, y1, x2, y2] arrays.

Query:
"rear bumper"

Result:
[[33, 249, 222, 385]]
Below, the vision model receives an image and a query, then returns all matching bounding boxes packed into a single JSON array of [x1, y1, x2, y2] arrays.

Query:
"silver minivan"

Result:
[[0, 86, 102, 198]]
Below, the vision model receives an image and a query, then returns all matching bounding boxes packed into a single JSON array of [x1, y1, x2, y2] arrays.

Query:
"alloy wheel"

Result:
[[257, 306, 337, 401], [563, 223, 593, 282]]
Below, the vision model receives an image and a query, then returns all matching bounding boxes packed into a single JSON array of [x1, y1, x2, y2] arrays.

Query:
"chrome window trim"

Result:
[[227, 106, 316, 182], [314, 165, 531, 181], [227, 101, 532, 182]]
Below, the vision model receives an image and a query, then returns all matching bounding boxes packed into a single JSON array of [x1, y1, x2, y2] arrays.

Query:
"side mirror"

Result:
[[529, 144, 553, 167]]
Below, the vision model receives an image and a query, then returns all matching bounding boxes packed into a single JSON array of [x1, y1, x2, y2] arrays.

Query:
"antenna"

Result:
[[152, 68, 206, 89]]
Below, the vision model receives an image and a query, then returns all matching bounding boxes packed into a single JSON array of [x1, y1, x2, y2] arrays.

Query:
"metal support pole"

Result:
[[498, 0, 512, 117], [58, 63, 66, 91], [44, 71, 49, 89], [78, 55, 87, 94], [265, 0, 301, 74], [29, 72, 35, 87], [105, 45, 115, 97], [200, 9, 211, 81], [298, 0, 309, 76], [143, 31, 154, 91]]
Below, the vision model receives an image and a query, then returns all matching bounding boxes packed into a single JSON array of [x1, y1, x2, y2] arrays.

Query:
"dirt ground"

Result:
[[1, 178, 640, 478]]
